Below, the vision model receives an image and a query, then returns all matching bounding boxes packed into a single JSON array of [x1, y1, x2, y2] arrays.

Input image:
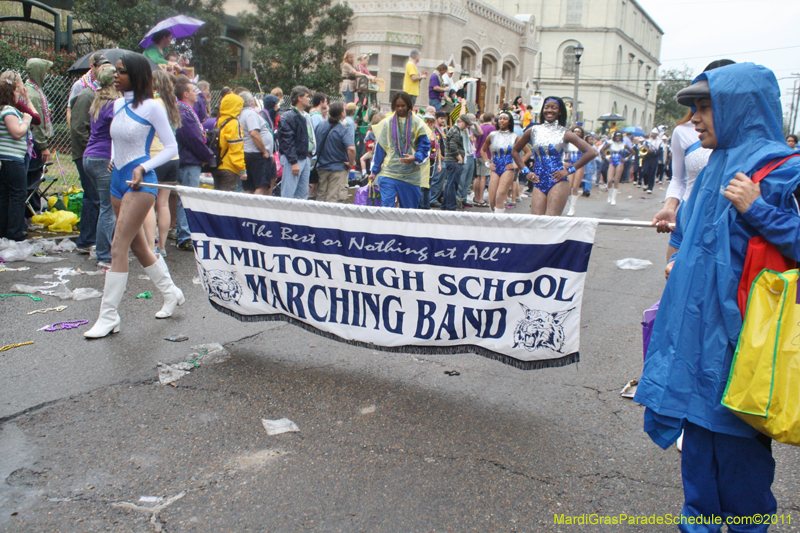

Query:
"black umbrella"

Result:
[[68, 49, 161, 73], [597, 113, 626, 122]]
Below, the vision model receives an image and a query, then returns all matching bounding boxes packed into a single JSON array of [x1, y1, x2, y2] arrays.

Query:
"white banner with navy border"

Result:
[[178, 187, 598, 370]]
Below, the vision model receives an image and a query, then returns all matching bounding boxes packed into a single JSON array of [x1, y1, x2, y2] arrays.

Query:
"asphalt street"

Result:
[[1, 183, 799, 532]]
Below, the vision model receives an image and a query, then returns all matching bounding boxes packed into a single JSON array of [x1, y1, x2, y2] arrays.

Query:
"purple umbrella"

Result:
[[140, 15, 205, 48]]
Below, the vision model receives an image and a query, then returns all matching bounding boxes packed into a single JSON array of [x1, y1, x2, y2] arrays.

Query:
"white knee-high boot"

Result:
[[85, 272, 128, 338], [610, 188, 618, 206], [567, 194, 578, 216], [143, 256, 185, 319]]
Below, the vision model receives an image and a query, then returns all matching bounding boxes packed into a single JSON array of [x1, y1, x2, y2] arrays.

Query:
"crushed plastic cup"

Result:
[[56, 238, 76, 252], [71, 288, 102, 300], [25, 256, 63, 263], [615, 258, 653, 270], [53, 283, 73, 300], [261, 418, 300, 435], [186, 343, 229, 366], [0, 241, 34, 262]]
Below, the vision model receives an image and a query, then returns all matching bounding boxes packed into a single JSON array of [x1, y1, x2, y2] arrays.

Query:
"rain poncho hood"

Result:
[[261, 94, 280, 128], [215, 93, 245, 173], [218, 93, 243, 124], [634, 63, 800, 446], [25, 58, 54, 142], [25, 58, 52, 87]]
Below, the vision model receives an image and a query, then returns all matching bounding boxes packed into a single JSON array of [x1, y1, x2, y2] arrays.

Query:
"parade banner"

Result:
[[178, 187, 598, 370]]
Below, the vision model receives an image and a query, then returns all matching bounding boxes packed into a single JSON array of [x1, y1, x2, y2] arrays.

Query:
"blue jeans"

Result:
[[428, 162, 446, 204], [419, 187, 430, 209], [280, 155, 310, 200], [83, 157, 115, 263], [176, 165, 202, 245], [442, 161, 462, 211], [378, 176, 420, 209], [582, 160, 596, 194], [75, 157, 99, 248], [458, 155, 475, 200], [342, 88, 355, 104], [430, 98, 442, 112]]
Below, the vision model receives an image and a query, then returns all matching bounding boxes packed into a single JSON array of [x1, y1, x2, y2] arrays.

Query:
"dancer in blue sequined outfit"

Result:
[[602, 131, 633, 205], [564, 126, 595, 216], [511, 96, 595, 216], [480, 111, 530, 214]]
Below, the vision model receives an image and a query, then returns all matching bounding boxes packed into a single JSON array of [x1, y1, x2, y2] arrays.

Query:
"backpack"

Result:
[[206, 117, 235, 169]]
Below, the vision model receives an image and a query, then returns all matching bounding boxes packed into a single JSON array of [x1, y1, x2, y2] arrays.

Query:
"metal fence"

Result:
[[0, 30, 94, 57]]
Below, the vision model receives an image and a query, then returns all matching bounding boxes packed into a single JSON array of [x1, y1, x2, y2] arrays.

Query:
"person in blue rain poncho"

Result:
[[634, 63, 800, 532]]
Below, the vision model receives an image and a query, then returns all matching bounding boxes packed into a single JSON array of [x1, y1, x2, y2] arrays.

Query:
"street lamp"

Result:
[[643, 80, 652, 131], [572, 43, 584, 125]]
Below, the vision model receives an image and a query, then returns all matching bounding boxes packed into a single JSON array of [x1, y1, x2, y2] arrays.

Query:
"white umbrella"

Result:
[[140, 15, 205, 48]]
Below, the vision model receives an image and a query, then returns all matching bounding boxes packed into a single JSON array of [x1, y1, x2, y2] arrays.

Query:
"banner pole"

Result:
[[128, 182, 671, 228]]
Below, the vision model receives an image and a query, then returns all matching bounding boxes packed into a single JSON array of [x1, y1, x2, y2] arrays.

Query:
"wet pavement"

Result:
[[1, 183, 799, 532]]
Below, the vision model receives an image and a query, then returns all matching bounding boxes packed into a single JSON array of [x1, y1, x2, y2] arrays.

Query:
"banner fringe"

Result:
[[208, 300, 580, 371]]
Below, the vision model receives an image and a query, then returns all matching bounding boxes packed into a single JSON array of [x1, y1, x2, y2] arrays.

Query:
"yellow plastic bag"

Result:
[[31, 209, 79, 232], [722, 269, 800, 445]]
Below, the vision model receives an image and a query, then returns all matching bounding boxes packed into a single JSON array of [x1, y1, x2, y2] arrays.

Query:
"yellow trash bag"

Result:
[[31, 209, 79, 232], [722, 269, 800, 445]]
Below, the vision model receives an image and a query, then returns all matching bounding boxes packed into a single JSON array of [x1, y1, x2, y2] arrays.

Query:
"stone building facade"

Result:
[[343, 0, 663, 130], [345, 0, 538, 113]]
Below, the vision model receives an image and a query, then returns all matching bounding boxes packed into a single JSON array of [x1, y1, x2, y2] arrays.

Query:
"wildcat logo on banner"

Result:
[[178, 187, 597, 370]]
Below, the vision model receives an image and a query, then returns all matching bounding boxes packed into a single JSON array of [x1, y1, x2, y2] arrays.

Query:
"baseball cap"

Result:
[[90, 52, 111, 67], [675, 79, 710, 107]]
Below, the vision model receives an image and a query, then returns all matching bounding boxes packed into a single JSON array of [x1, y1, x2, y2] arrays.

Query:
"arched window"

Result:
[[563, 46, 576, 77], [613, 101, 618, 114], [623, 105, 628, 121], [632, 108, 638, 126], [615, 46, 623, 79]]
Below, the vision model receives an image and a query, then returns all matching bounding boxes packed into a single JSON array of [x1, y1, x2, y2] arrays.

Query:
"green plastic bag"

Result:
[[67, 191, 83, 220]]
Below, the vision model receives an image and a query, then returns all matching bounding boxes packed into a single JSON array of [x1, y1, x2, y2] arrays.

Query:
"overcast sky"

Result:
[[636, 0, 800, 125]]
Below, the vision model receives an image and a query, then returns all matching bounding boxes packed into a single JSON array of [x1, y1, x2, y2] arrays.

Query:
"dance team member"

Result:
[[85, 53, 184, 338], [602, 131, 632, 205], [564, 125, 595, 216], [481, 111, 518, 215], [511, 96, 594, 216]]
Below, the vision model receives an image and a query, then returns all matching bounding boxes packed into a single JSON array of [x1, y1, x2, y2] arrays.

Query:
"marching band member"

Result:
[[640, 128, 663, 194]]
